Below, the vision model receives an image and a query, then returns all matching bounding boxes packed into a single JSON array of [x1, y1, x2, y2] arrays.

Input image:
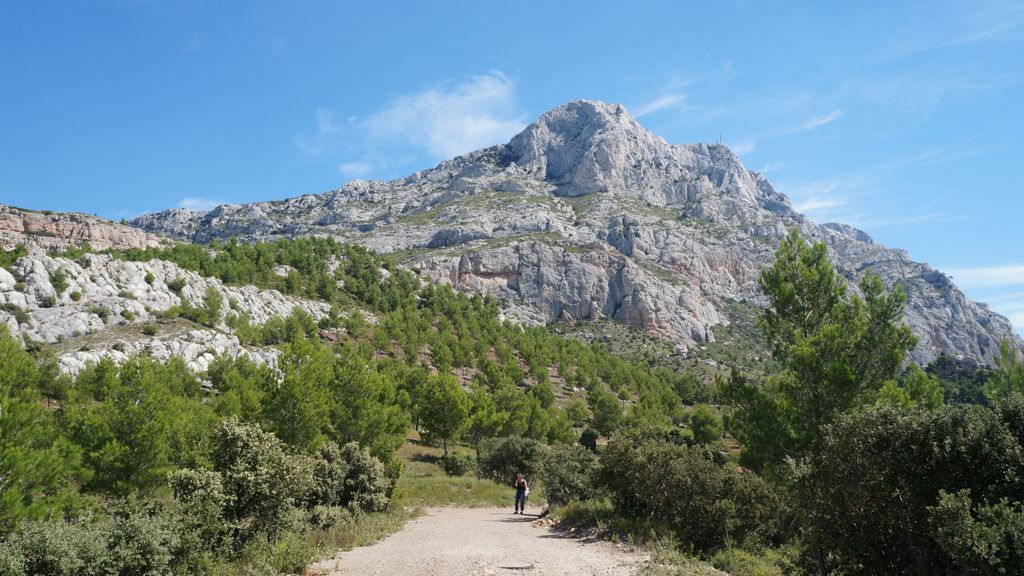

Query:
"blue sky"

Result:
[[1, 1, 1023, 331]]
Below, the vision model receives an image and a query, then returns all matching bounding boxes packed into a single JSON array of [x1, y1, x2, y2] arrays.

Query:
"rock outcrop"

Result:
[[130, 100, 1020, 365], [0, 251, 330, 374], [0, 205, 168, 252]]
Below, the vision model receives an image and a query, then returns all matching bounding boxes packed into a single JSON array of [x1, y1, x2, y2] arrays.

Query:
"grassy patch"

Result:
[[393, 440, 526, 508], [698, 299, 777, 375]]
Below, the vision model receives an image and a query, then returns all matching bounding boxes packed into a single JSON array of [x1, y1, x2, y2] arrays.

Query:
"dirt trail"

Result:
[[310, 506, 648, 576]]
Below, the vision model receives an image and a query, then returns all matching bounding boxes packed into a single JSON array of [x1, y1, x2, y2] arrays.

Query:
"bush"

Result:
[[579, 427, 599, 452], [144, 271, 155, 285], [39, 295, 56, 308], [689, 404, 723, 445], [710, 547, 790, 576], [308, 441, 391, 513], [168, 468, 233, 556], [540, 444, 602, 509], [167, 277, 186, 294], [796, 402, 1024, 575], [69, 291, 82, 302], [478, 436, 545, 485], [174, 419, 310, 542], [49, 269, 68, 294], [141, 323, 158, 336], [307, 505, 353, 530], [0, 508, 178, 576], [599, 427, 787, 553], [443, 452, 476, 477]]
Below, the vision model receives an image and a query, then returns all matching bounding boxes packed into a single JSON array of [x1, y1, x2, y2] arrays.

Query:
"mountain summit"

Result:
[[131, 100, 1019, 364]]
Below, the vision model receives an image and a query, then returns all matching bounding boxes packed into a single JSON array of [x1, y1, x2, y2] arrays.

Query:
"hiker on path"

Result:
[[513, 473, 529, 514]]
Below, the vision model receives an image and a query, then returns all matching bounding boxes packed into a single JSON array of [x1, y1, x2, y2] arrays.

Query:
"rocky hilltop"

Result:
[[132, 100, 1018, 364], [0, 204, 168, 252], [0, 251, 330, 374]]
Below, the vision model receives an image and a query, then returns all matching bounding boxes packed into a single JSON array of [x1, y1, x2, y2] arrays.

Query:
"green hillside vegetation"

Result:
[[0, 238, 711, 575], [1, 232, 1022, 575]]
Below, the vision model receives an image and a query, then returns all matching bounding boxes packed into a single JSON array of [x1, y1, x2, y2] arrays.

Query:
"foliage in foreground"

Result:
[[796, 399, 1024, 576]]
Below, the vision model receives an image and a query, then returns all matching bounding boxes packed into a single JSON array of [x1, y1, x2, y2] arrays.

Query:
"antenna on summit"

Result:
[[718, 134, 723, 145]]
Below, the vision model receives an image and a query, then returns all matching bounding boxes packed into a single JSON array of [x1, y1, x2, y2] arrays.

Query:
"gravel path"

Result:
[[310, 506, 648, 576]]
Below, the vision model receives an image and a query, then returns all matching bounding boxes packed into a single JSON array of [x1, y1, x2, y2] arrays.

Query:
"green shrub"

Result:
[[144, 271, 155, 285], [443, 452, 476, 477], [689, 404, 723, 445], [796, 402, 1024, 575], [540, 443, 602, 508], [103, 507, 179, 576], [166, 277, 186, 293], [85, 305, 108, 320], [0, 520, 106, 576], [49, 269, 68, 294], [141, 323, 158, 336], [478, 436, 545, 486], [308, 441, 391, 513], [579, 427, 599, 452], [69, 291, 82, 302], [168, 468, 233, 556], [1, 303, 29, 325], [307, 505, 353, 530], [710, 547, 787, 576], [599, 427, 787, 553], [207, 419, 309, 539], [39, 295, 56, 308]]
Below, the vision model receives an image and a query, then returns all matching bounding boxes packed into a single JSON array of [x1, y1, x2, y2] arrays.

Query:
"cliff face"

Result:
[[0, 205, 168, 252], [129, 100, 1020, 364]]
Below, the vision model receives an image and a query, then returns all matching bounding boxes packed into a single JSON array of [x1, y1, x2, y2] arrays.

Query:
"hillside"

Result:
[[130, 100, 1019, 365]]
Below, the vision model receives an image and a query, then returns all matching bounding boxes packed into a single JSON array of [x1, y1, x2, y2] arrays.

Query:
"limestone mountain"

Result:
[[130, 100, 1018, 364]]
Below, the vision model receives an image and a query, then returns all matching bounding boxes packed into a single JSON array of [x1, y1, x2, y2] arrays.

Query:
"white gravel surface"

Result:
[[311, 506, 648, 576]]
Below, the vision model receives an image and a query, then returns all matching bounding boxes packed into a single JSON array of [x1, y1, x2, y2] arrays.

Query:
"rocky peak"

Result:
[[505, 100, 675, 196], [122, 100, 1021, 365]]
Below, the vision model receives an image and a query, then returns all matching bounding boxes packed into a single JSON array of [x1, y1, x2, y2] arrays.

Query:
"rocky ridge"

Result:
[[129, 100, 1020, 365], [0, 251, 331, 374], [0, 204, 168, 252]]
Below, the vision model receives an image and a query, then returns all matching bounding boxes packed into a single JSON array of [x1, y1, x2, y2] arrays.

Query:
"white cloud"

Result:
[[731, 141, 756, 155], [799, 109, 844, 130], [944, 265, 1024, 289], [338, 161, 374, 177], [759, 162, 787, 174], [316, 108, 339, 134], [178, 197, 222, 212], [793, 195, 847, 214], [633, 93, 693, 118], [363, 71, 527, 158]]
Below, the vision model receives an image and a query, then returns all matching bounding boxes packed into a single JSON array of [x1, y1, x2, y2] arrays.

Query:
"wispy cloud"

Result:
[[944, 265, 1024, 289], [731, 141, 755, 155], [338, 161, 374, 177], [295, 107, 343, 158], [362, 71, 527, 158], [633, 93, 695, 117], [316, 109, 339, 134], [888, 1, 1024, 56], [759, 161, 787, 174], [178, 197, 222, 212], [798, 109, 844, 131]]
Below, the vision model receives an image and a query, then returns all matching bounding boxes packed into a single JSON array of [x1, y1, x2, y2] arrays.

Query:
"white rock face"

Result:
[[0, 204, 168, 251], [57, 328, 280, 377], [129, 100, 1021, 365], [0, 252, 330, 374]]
